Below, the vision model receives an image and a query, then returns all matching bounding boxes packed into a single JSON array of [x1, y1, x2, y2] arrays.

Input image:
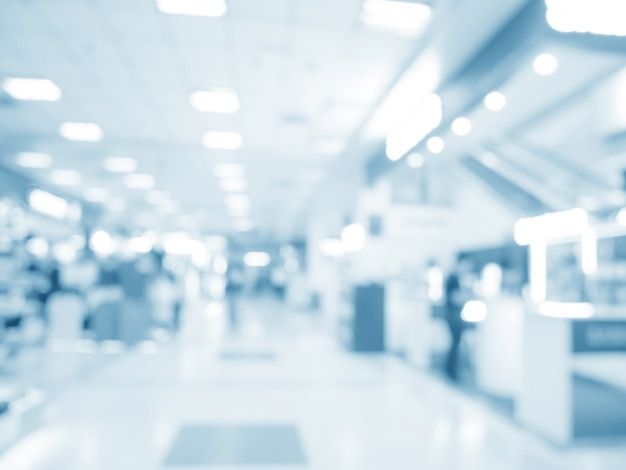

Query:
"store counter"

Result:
[[517, 306, 626, 445]]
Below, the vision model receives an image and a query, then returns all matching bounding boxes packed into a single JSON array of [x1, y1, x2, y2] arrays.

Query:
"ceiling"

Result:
[[0, 0, 420, 238]]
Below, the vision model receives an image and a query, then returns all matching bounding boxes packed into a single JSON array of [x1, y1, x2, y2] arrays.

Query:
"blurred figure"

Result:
[[225, 263, 244, 330], [444, 255, 472, 382]]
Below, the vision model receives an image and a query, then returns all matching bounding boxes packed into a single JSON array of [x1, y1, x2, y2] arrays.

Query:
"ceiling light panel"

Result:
[[155, 0, 227, 17], [203, 131, 243, 150], [190, 88, 239, 114], [59, 122, 103, 142], [2, 78, 62, 101]]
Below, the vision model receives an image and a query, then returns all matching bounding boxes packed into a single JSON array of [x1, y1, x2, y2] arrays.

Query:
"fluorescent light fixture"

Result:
[[219, 178, 248, 192], [514, 208, 589, 245], [243, 251, 271, 267], [50, 169, 82, 186], [28, 189, 74, 220], [407, 152, 424, 168], [89, 230, 116, 257], [319, 237, 344, 257], [341, 223, 366, 253], [1, 77, 61, 101], [128, 236, 154, 254], [25, 237, 50, 258], [59, 122, 103, 142], [361, 0, 432, 36], [386, 93, 442, 161], [102, 156, 137, 173], [317, 139, 346, 156], [225, 194, 250, 210], [426, 136, 445, 154], [145, 190, 171, 205], [124, 173, 155, 190], [545, 0, 626, 37], [451, 117, 472, 136], [233, 219, 254, 232], [190, 88, 239, 114], [532, 53, 559, 76], [537, 301, 595, 319], [155, 0, 227, 17], [214, 163, 245, 178], [84, 187, 110, 203], [203, 131, 242, 150], [15, 152, 53, 169], [461, 300, 487, 323], [484, 91, 506, 111], [581, 230, 598, 275]]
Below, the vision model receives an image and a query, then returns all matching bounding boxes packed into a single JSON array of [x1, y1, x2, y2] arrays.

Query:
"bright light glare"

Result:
[[90, 230, 116, 257], [427, 266, 443, 301], [341, 223, 366, 253], [386, 93, 442, 161], [28, 189, 70, 220], [451, 117, 472, 136], [53, 242, 78, 264], [514, 208, 589, 245], [461, 300, 487, 323], [319, 238, 344, 257], [532, 53, 559, 76], [220, 178, 248, 192], [426, 136, 445, 154], [214, 163, 245, 178], [155, 0, 227, 17], [538, 301, 595, 319], [484, 91, 506, 111], [102, 156, 137, 173], [190, 88, 239, 113], [84, 187, 110, 203], [244, 251, 271, 268], [59, 122, 103, 142], [203, 131, 243, 150], [124, 173, 155, 190], [15, 152, 53, 169], [2, 77, 61, 101], [545, 0, 626, 37], [50, 169, 82, 187], [407, 152, 424, 168], [26, 237, 50, 258], [361, 0, 432, 36], [128, 236, 154, 254]]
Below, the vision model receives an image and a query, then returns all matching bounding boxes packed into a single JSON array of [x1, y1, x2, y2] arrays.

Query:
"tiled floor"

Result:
[[1, 296, 625, 469]]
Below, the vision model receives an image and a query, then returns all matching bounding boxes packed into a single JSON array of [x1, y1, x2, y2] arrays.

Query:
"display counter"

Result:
[[517, 307, 626, 445]]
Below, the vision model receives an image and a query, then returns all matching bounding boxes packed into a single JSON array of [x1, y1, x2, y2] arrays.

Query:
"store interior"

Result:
[[1, 0, 626, 468]]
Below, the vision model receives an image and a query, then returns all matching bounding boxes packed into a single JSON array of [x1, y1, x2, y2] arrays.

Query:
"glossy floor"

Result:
[[1, 297, 625, 470]]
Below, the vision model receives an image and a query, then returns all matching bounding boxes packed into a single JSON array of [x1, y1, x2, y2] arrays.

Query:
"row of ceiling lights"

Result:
[[388, 52, 561, 168]]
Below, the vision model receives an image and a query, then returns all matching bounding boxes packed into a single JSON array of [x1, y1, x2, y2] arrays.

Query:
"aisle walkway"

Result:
[[0, 297, 625, 470]]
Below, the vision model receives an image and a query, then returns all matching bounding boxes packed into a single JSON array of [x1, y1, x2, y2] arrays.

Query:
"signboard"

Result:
[[572, 320, 626, 353]]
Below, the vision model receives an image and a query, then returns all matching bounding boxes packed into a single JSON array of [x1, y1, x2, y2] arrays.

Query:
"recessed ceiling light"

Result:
[[244, 251, 270, 266], [124, 173, 155, 190], [484, 91, 506, 111], [532, 53, 559, 76], [203, 131, 243, 150], [361, 0, 432, 36], [59, 122, 103, 142], [50, 169, 82, 186], [451, 117, 472, 136], [219, 178, 248, 192], [84, 187, 110, 203], [214, 163, 246, 178], [2, 77, 62, 101], [190, 88, 239, 114], [225, 194, 250, 210], [426, 136, 445, 154], [15, 152, 53, 169], [407, 152, 424, 168], [145, 190, 171, 205], [155, 0, 227, 17], [103, 156, 137, 173]]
